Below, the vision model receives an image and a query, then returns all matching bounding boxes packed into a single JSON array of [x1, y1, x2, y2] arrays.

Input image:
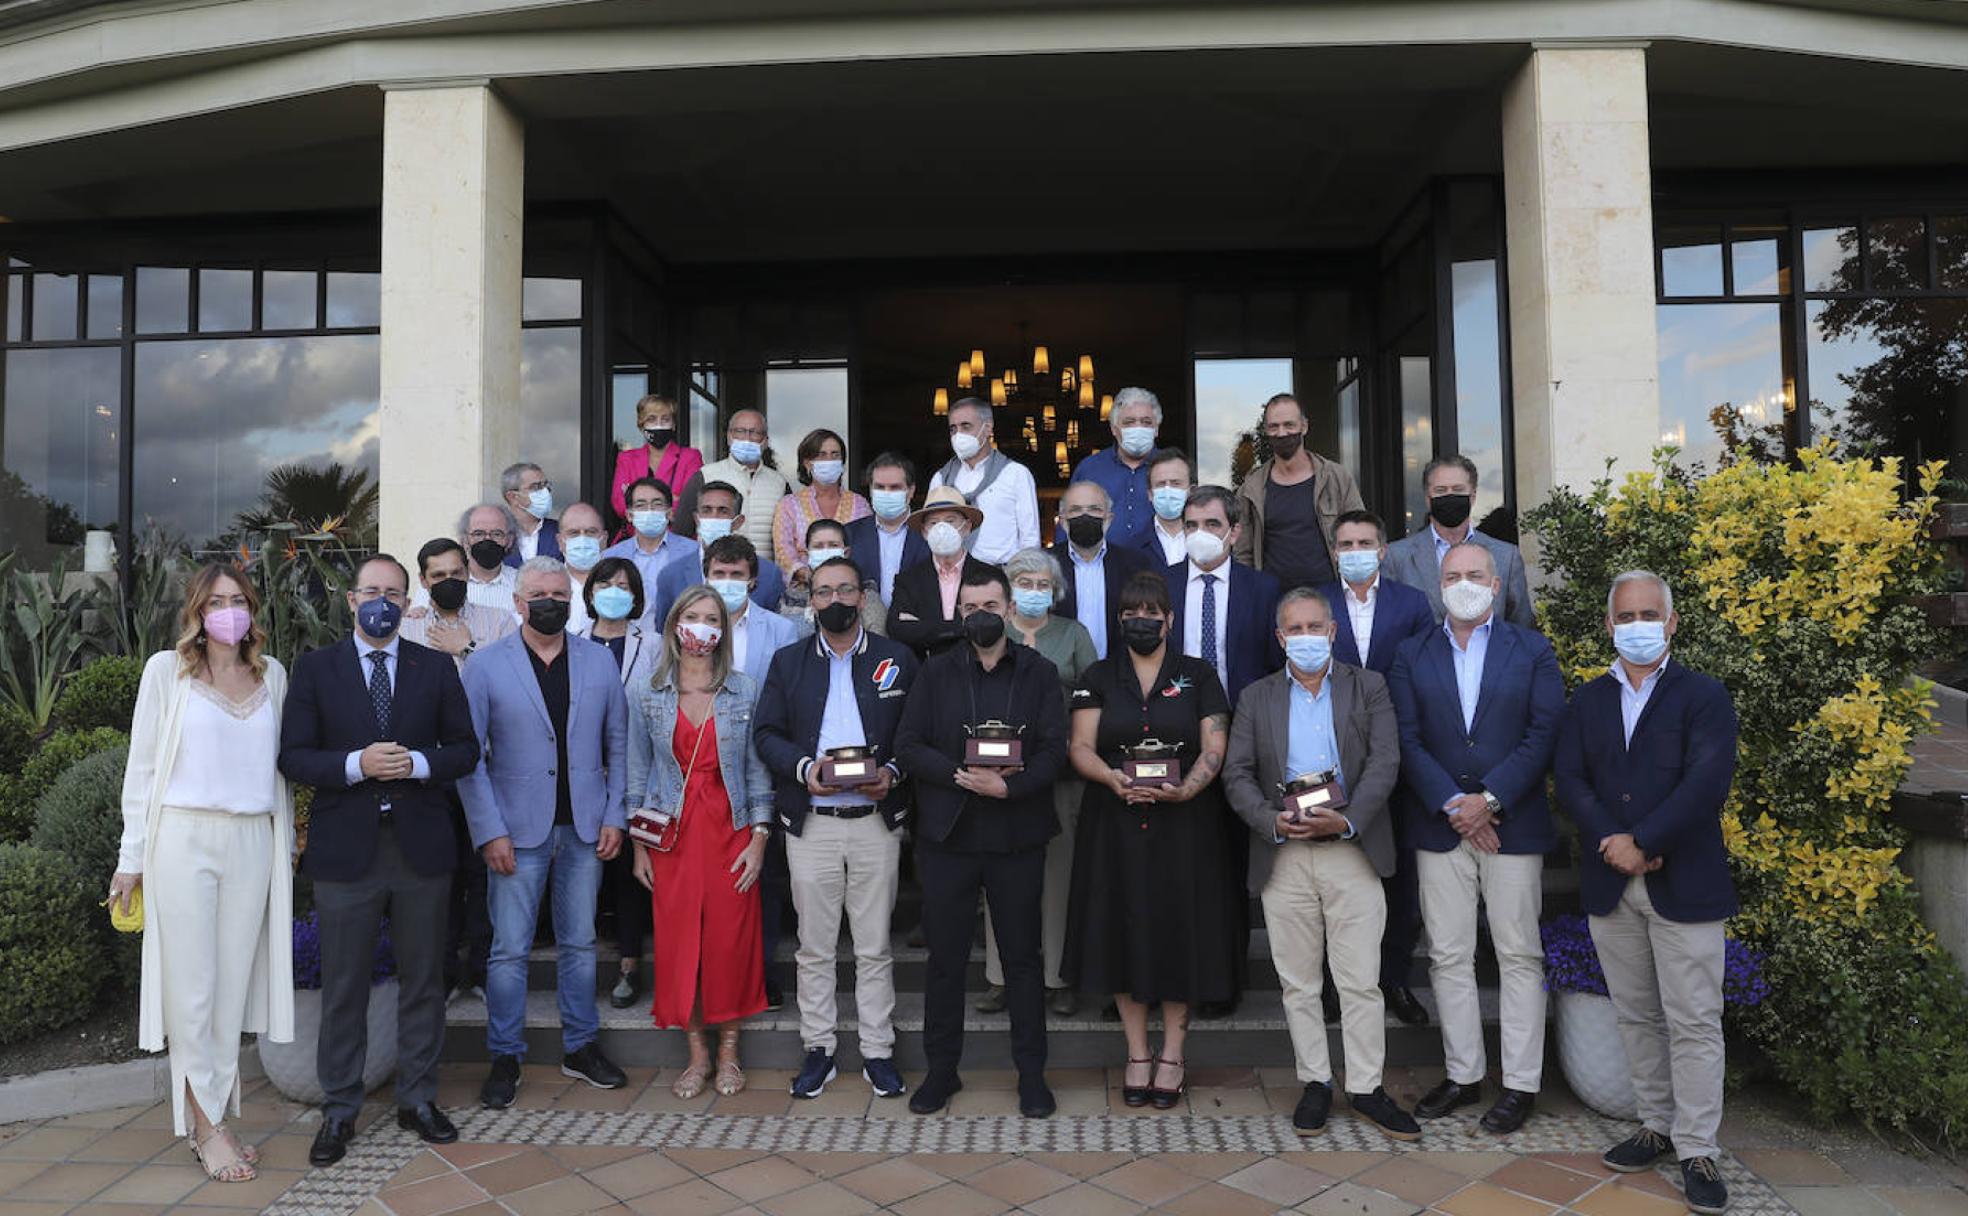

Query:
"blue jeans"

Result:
[[486, 826, 603, 1059]]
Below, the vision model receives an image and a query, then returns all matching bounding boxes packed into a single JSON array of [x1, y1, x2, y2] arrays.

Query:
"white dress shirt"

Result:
[[1149, 520, 1186, 566], [343, 634, 432, 784], [729, 606, 754, 674], [516, 524, 542, 562], [1343, 575, 1379, 666], [1180, 559, 1233, 694], [930, 449, 1040, 564], [1612, 656, 1669, 747], [1444, 615, 1492, 734], [875, 518, 909, 605]]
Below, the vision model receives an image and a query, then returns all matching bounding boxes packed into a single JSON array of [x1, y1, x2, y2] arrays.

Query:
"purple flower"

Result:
[[1541, 914, 1768, 1007], [290, 911, 398, 990]]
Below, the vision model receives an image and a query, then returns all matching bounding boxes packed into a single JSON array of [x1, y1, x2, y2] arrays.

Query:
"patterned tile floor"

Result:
[[4, 1064, 1965, 1216]]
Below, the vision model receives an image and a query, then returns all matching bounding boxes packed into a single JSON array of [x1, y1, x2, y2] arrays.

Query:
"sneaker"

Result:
[[974, 984, 1007, 1013], [561, 1043, 627, 1090], [1349, 1086, 1422, 1141], [480, 1053, 521, 1109], [1680, 1156, 1729, 1214], [609, 970, 639, 1010], [1603, 1127, 1675, 1173], [862, 1058, 907, 1098], [1292, 1081, 1333, 1137], [790, 1049, 838, 1099]]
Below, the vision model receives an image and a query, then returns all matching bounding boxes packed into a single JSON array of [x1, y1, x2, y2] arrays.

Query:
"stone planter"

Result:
[[1555, 990, 1639, 1120], [259, 980, 399, 1105]]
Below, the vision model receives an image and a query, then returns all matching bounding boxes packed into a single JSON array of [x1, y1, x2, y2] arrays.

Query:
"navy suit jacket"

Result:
[[503, 518, 562, 567], [845, 515, 931, 593], [648, 554, 785, 631], [1047, 541, 1159, 659], [1386, 620, 1565, 855], [753, 630, 919, 835], [1318, 577, 1435, 675], [1162, 558, 1283, 706], [278, 636, 480, 882], [1554, 660, 1740, 922]]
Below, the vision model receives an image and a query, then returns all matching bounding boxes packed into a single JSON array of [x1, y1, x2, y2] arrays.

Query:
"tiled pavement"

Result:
[[5, 1065, 1967, 1216]]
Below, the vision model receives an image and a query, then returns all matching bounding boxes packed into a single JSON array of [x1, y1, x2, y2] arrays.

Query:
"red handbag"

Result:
[[628, 710, 709, 855]]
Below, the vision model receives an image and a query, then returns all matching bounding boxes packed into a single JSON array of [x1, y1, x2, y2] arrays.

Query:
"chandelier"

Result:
[[933, 343, 1114, 477]]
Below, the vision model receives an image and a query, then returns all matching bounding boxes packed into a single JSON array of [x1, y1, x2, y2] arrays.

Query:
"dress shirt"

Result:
[[517, 524, 542, 561], [1069, 543, 1109, 658], [1343, 575, 1379, 666], [602, 532, 697, 601], [1612, 655, 1669, 747], [396, 601, 515, 670], [1431, 521, 1468, 567], [931, 449, 1040, 563], [812, 631, 871, 809], [875, 518, 910, 605], [1284, 669, 1354, 839], [1067, 446, 1154, 549], [342, 634, 432, 785], [935, 558, 964, 620], [1181, 560, 1232, 693], [567, 573, 592, 634], [466, 565, 518, 612], [730, 607, 754, 675], [1147, 520, 1186, 566], [1445, 615, 1493, 734]]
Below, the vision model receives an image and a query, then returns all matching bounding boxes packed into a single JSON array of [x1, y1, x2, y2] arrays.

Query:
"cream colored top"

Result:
[[159, 682, 278, 813]]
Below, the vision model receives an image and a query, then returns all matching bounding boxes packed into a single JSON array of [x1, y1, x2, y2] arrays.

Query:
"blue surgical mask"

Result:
[[356, 597, 402, 641], [525, 487, 553, 520], [872, 489, 910, 520], [811, 459, 844, 486], [709, 578, 750, 614], [729, 439, 763, 466], [592, 585, 635, 621], [1151, 486, 1188, 520], [1284, 633, 1331, 673], [697, 517, 734, 544], [1118, 426, 1156, 458], [807, 546, 846, 569], [563, 535, 602, 571], [1012, 587, 1053, 619], [631, 509, 668, 539], [1613, 621, 1669, 666], [1337, 549, 1381, 584]]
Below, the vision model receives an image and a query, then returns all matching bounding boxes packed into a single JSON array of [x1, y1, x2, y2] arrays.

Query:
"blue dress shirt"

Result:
[[1070, 543, 1109, 658], [1066, 447, 1154, 550], [1445, 616, 1492, 734], [813, 632, 870, 808], [601, 533, 700, 602], [1613, 655, 1668, 747], [1283, 669, 1354, 839]]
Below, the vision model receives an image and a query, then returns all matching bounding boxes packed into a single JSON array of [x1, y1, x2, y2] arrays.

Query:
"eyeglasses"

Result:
[[728, 424, 767, 440], [810, 584, 861, 605], [354, 587, 407, 603], [467, 528, 511, 542], [518, 479, 552, 494]]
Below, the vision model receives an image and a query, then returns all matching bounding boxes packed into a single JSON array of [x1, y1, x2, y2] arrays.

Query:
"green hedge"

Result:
[[0, 702, 34, 775], [0, 843, 100, 1045], [53, 656, 144, 734], [29, 745, 138, 988], [0, 727, 127, 843]]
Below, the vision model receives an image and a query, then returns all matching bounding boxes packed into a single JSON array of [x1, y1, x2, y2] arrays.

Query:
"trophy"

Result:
[[1280, 769, 1348, 826], [1119, 737, 1184, 788], [817, 744, 880, 788], [964, 719, 1024, 767]]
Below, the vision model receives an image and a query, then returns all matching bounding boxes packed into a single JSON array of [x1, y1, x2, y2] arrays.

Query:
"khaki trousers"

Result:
[[786, 811, 903, 1057], [984, 780, 1079, 989], [1590, 875, 1727, 1160], [1262, 839, 1386, 1092], [1417, 843, 1546, 1092]]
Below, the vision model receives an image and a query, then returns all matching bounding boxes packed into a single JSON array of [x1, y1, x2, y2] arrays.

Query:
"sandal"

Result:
[[1149, 1057, 1187, 1111], [1122, 1057, 1155, 1108], [220, 1125, 259, 1166], [714, 1027, 745, 1096], [189, 1126, 256, 1183], [671, 1060, 711, 1100]]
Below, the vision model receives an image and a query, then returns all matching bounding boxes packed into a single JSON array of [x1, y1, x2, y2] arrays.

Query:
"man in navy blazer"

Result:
[[1387, 541, 1565, 1135], [500, 461, 564, 566], [846, 452, 931, 606], [1553, 570, 1738, 1214], [279, 555, 479, 1165], [754, 558, 920, 1101], [649, 527, 784, 630], [457, 557, 632, 1110], [1164, 486, 1283, 706], [1048, 479, 1159, 659]]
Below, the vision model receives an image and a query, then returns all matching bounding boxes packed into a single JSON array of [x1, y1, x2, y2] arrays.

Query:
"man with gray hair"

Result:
[[456, 502, 521, 612], [928, 397, 1039, 564], [1382, 455, 1534, 629], [498, 461, 564, 565], [1063, 385, 1163, 549], [1046, 479, 1157, 659]]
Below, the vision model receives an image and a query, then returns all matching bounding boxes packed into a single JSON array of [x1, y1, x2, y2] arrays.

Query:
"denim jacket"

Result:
[[626, 668, 774, 830]]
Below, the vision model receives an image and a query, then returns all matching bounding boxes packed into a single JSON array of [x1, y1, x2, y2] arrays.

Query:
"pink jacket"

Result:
[[611, 443, 705, 527]]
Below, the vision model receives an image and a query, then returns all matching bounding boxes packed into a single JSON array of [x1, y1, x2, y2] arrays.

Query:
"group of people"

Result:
[[105, 388, 1740, 1215]]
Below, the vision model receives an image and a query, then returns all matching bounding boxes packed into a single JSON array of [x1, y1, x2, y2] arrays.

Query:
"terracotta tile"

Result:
[[1484, 1157, 1597, 1205], [92, 1164, 208, 1205], [905, 1153, 1012, 1179], [1184, 1066, 1260, 1088], [1221, 1157, 1336, 1206], [10, 1162, 130, 1201], [553, 1084, 639, 1112], [68, 1130, 177, 1164], [0, 1163, 52, 1192], [1157, 1151, 1265, 1180], [0, 1203, 87, 1216], [956, 1070, 1020, 1090], [779, 1151, 889, 1179], [665, 1148, 769, 1174], [1024, 1151, 1134, 1179], [1569, 1182, 1687, 1216], [887, 1181, 1014, 1216], [1279, 1149, 1392, 1179], [1354, 1158, 1466, 1206], [1159, 1178, 1289, 1216], [948, 1089, 1024, 1117], [1023, 1181, 1145, 1216], [434, 1142, 530, 1169], [466, 1147, 570, 1196], [622, 1178, 747, 1216], [585, 1152, 694, 1199], [629, 1085, 716, 1115], [49, 1104, 153, 1130], [503, 1174, 620, 1216], [1408, 1150, 1519, 1179], [1609, 1169, 1680, 1200], [1529, 1152, 1609, 1178], [708, 1089, 794, 1117], [1736, 1148, 1855, 1186], [66, 1203, 166, 1216], [756, 1180, 878, 1216], [512, 1082, 576, 1109], [380, 1172, 494, 1216], [1089, 1157, 1201, 1205], [706, 1156, 818, 1202], [785, 1086, 873, 1118], [1293, 1180, 1422, 1215], [967, 1158, 1076, 1205], [1437, 1181, 1556, 1216], [1047, 1068, 1106, 1089], [834, 1157, 948, 1204], [243, 1134, 316, 1172], [0, 1127, 104, 1159], [183, 1166, 305, 1209], [1189, 1087, 1272, 1114], [547, 1145, 644, 1170], [1051, 1087, 1110, 1117]]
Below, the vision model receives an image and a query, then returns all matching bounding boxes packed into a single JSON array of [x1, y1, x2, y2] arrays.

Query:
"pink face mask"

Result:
[[676, 620, 722, 656], [203, 606, 253, 646]]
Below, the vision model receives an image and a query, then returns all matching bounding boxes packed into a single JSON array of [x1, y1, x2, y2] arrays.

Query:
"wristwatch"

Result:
[[751, 824, 770, 838], [1480, 790, 1504, 819]]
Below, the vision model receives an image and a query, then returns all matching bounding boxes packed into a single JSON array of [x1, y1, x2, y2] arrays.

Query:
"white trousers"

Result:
[[1590, 875, 1727, 1160], [1417, 843, 1546, 1092], [786, 812, 902, 1057], [150, 806, 273, 1136], [1262, 840, 1386, 1092], [984, 780, 1079, 989]]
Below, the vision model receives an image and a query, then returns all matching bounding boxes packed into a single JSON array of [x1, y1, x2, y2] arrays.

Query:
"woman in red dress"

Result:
[[628, 585, 775, 1098]]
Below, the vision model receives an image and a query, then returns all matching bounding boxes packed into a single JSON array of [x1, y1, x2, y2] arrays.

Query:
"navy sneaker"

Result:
[[790, 1049, 838, 1099], [1680, 1156, 1729, 1214], [863, 1057, 907, 1098]]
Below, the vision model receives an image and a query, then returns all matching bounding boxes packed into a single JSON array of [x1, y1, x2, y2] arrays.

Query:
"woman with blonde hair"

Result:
[[107, 563, 296, 1182], [627, 584, 775, 1098]]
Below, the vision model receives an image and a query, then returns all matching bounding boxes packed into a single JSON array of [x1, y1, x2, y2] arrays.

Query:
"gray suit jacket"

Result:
[[1223, 661, 1401, 889], [1382, 527, 1535, 630]]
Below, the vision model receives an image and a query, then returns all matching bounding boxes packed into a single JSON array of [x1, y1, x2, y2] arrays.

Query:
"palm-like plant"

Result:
[[0, 553, 117, 730], [236, 463, 379, 548]]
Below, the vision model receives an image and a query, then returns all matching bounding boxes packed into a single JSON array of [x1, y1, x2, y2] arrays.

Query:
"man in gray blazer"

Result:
[[1381, 455, 1535, 629], [1224, 587, 1419, 1143], [458, 556, 631, 1109]]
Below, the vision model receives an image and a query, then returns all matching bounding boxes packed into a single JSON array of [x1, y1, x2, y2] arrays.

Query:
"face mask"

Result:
[[563, 535, 602, 571], [631, 509, 668, 539], [926, 521, 965, 558], [963, 609, 1005, 648], [1184, 529, 1226, 567], [643, 426, 675, 448], [1443, 579, 1495, 623], [1613, 620, 1669, 666], [525, 487, 553, 520], [1285, 633, 1331, 673], [950, 431, 983, 462], [677, 620, 722, 656], [1429, 492, 1473, 529], [872, 489, 910, 520], [1337, 549, 1380, 584], [428, 577, 468, 612], [592, 585, 635, 621], [469, 538, 507, 570], [708, 578, 751, 615], [1065, 515, 1106, 550], [696, 517, 734, 544], [729, 439, 763, 466], [1267, 430, 1304, 461], [1012, 587, 1053, 619], [1120, 616, 1165, 657], [1151, 486, 1188, 520], [357, 597, 402, 640], [1118, 426, 1156, 458], [807, 546, 846, 570], [811, 459, 845, 486], [526, 597, 570, 636], [816, 600, 859, 634], [203, 607, 252, 646]]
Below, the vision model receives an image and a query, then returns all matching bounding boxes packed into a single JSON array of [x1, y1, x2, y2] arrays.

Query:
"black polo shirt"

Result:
[[528, 644, 574, 826]]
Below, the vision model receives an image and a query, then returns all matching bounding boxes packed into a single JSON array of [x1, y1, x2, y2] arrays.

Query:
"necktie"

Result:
[[1201, 572, 1219, 679], [367, 650, 392, 738]]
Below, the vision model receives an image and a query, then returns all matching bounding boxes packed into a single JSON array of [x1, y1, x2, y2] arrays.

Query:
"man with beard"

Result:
[[1231, 393, 1364, 592]]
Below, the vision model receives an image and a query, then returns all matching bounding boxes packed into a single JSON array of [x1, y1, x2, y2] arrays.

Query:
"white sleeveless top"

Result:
[[159, 679, 279, 814]]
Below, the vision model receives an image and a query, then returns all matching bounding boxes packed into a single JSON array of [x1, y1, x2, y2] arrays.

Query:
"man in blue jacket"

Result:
[[754, 558, 919, 1103], [1164, 485, 1283, 706], [1554, 570, 1738, 1216], [1388, 541, 1565, 1135]]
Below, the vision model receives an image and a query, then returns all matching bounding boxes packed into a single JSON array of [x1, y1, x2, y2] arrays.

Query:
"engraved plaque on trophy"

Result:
[[818, 745, 880, 788], [1119, 737, 1184, 788], [964, 719, 1024, 768]]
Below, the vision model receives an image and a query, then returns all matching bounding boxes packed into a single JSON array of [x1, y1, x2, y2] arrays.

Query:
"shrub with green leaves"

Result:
[[0, 727, 127, 843], [0, 702, 34, 776], [53, 656, 144, 734], [29, 745, 138, 984], [0, 842, 100, 1044]]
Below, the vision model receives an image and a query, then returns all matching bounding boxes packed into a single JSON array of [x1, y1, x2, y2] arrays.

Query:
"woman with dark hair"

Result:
[[108, 563, 296, 1182], [772, 427, 870, 578], [1062, 569, 1238, 1110]]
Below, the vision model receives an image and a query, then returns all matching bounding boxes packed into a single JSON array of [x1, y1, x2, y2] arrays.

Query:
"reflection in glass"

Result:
[[325, 272, 380, 328], [1399, 356, 1432, 536], [87, 275, 124, 338], [1193, 357, 1291, 490], [1731, 234, 1784, 296], [199, 269, 253, 332], [33, 274, 78, 340], [1659, 224, 1723, 296], [690, 368, 720, 462], [1336, 373, 1361, 484], [612, 368, 651, 451], [520, 327, 583, 505], [1866, 217, 1928, 290], [2, 347, 121, 567], [523, 278, 583, 322], [1939, 216, 1968, 290], [1809, 297, 1968, 490], [263, 271, 318, 330], [137, 267, 190, 333], [5, 274, 20, 342], [763, 366, 850, 474], [1803, 223, 1859, 292], [1656, 303, 1786, 472], [1451, 259, 1505, 523]]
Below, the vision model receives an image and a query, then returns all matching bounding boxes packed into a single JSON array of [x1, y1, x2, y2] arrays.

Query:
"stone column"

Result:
[[1502, 46, 1659, 518], [378, 83, 523, 566]]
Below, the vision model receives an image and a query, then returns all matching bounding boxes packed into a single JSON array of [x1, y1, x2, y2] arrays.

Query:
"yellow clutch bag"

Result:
[[106, 888, 143, 933]]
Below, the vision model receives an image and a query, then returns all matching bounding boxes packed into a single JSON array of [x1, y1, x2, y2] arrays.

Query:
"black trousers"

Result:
[[759, 830, 791, 992], [918, 839, 1047, 1078], [443, 804, 491, 988], [604, 849, 647, 962], [1380, 818, 1422, 987], [313, 823, 449, 1120]]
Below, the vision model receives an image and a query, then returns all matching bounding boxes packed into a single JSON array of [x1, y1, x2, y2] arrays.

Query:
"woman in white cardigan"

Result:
[[108, 563, 295, 1184]]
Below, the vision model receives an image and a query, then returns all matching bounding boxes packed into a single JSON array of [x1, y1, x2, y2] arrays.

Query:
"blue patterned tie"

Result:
[[367, 650, 392, 738], [1201, 572, 1219, 682]]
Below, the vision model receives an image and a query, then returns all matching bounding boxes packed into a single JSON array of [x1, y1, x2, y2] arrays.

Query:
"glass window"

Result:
[[325, 272, 380, 328], [134, 335, 381, 557], [86, 275, 124, 338], [1656, 303, 1786, 472], [1938, 215, 1968, 291], [1803, 223, 1860, 293], [198, 268, 253, 332], [136, 267, 190, 333], [2, 347, 121, 567], [520, 327, 583, 505], [1809, 297, 1968, 486], [612, 367, 651, 451], [522, 277, 583, 322], [1335, 373, 1361, 485], [32, 274, 78, 341], [1866, 216, 1928, 290], [1193, 357, 1291, 490], [763, 366, 849, 476], [1730, 224, 1787, 296], [1451, 258, 1506, 523], [5, 274, 21, 342], [1399, 354, 1433, 536], [1659, 224, 1724, 296], [690, 367, 720, 467], [262, 270, 318, 330]]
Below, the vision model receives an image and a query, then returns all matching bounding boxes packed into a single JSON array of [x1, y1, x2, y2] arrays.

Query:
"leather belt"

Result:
[[812, 805, 877, 820]]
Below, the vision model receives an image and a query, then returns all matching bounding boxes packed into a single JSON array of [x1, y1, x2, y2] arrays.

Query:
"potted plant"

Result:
[[257, 910, 400, 1104], [1542, 914, 1769, 1119]]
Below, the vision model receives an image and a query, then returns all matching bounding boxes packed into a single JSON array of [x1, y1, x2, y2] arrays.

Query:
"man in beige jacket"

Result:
[[1232, 393, 1364, 590]]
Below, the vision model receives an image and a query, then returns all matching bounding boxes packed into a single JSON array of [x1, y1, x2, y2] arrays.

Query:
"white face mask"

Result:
[[1443, 579, 1497, 623], [807, 546, 846, 569], [950, 431, 983, 462], [926, 521, 965, 558], [811, 459, 845, 486], [1184, 529, 1226, 567]]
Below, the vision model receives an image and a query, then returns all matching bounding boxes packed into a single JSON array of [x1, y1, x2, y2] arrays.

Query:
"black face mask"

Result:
[[644, 426, 676, 448], [1267, 430, 1305, 461], [963, 610, 1006, 649], [815, 600, 858, 635], [526, 598, 570, 636], [1429, 492, 1473, 529], [1065, 515, 1106, 549], [429, 577, 468, 612], [1120, 616, 1165, 657], [469, 539, 507, 570]]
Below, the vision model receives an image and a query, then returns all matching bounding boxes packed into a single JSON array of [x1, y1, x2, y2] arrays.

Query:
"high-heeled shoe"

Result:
[[1122, 1057, 1154, 1108], [714, 1027, 746, 1096], [1149, 1057, 1186, 1110]]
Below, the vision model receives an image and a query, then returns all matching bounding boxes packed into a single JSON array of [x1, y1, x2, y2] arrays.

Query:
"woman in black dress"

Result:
[[1063, 570, 1237, 1110]]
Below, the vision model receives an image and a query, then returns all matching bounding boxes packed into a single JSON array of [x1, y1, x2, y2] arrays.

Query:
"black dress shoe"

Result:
[[396, 1102, 458, 1144], [1018, 1075, 1056, 1119], [1415, 1078, 1483, 1120], [1480, 1089, 1535, 1134], [480, 1053, 522, 1110], [909, 1070, 962, 1114], [309, 1116, 355, 1166], [1321, 985, 1341, 1024], [1381, 984, 1430, 1026]]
